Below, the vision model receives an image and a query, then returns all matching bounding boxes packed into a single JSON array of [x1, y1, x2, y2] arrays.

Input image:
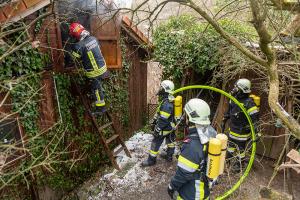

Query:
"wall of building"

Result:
[[125, 35, 148, 133]]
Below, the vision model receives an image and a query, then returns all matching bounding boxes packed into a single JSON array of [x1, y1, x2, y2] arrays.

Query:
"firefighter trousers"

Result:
[[149, 132, 176, 158], [227, 137, 248, 162], [90, 76, 105, 107]]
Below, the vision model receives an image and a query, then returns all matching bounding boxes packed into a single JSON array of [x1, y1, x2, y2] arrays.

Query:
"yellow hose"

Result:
[[172, 85, 256, 200]]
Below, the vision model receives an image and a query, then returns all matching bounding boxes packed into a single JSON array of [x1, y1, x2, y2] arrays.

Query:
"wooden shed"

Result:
[[0, 0, 151, 157]]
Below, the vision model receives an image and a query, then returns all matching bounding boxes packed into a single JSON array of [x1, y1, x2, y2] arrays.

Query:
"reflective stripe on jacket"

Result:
[[170, 127, 210, 200], [156, 97, 175, 133], [72, 36, 108, 78], [225, 96, 259, 140]]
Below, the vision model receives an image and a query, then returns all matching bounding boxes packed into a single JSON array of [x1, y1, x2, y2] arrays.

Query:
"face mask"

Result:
[[157, 87, 167, 96], [196, 124, 216, 144], [231, 86, 239, 96]]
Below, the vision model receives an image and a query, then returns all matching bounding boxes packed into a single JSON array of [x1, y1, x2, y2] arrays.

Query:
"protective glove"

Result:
[[167, 184, 175, 199], [150, 118, 157, 131], [152, 126, 161, 137], [208, 178, 218, 190]]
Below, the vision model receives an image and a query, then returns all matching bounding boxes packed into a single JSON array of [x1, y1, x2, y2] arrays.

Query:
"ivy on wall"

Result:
[[0, 24, 48, 81], [1, 23, 131, 197], [0, 29, 53, 198], [0, 31, 45, 149], [43, 36, 131, 190], [103, 37, 130, 129]]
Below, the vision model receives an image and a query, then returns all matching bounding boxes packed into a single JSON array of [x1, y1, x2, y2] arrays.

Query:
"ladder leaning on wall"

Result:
[[72, 80, 131, 170]]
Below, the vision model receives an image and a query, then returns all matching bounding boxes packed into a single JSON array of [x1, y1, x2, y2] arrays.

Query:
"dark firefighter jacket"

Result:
[[155, 97, 175, 134], [224, 95, 259, 140], [170, 127, 210, 200], [71, 35, 108, 78]]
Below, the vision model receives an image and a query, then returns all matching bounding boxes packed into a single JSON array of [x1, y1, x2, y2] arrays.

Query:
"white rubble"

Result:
[[93, 132, 154, 198], [66, 132, 180, 200]]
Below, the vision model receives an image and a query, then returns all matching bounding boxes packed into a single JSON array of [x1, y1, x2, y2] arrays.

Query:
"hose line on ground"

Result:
[[172, 85, 256, 200]]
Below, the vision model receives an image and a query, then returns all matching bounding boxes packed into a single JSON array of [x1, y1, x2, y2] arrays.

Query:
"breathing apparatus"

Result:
[[196, 125, 217, 144], [184, 98, 227, 188], [231, 78, 252, 98], [157, 80, 175, 101], [174, 96, 183, 122], [172, 85, 257, 199]]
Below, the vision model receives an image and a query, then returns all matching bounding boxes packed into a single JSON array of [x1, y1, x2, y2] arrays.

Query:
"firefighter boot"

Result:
[[141, 155, 156, 167], [91, 106, 107, 116], [161, 148, 174, 162], [231, 161, 242, 173]]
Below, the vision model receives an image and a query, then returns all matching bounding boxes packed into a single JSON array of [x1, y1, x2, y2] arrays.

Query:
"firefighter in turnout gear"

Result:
[[69, 22, 109, 114], [168, 98, 217, 200], [141, 80, 176, 167], [222, 78, 259, 172]]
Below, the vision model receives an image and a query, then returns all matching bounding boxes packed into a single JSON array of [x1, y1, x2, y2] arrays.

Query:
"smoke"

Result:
[[56, 0, 122, 67], [57, 0, 120, 27], [113, 0, 133, 9]]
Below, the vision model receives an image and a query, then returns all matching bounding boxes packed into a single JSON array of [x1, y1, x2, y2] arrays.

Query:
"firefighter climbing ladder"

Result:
[[73, 81, 131, 170]]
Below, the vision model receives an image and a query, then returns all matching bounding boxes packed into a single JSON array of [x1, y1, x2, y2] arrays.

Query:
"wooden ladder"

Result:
[[73, 81, 131, 170]]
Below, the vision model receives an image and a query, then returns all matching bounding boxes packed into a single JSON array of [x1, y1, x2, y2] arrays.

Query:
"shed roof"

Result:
[[0, 0, 51, 24], [121, 16, 153, 49], [0, 1, 152, 51]]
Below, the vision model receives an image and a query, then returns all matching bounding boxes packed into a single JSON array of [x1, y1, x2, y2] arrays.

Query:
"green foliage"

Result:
[[54, 74, 77, 132], [153, 15, 219, 82], [0, 44, 46, 81], [2, 29, 48, 163], [43, 74, 97, 190], [153, 15, 256, 85], [0, 27, 48, 81], [103, 37, 130, 128], [1, 25, 130, 195], [41, 36, 131, 191], [34, 8, 48, 34], [11, 75, 41, 136]]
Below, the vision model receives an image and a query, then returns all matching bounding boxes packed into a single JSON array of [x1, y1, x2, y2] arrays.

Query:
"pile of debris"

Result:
[[66, 132, 177, 200]]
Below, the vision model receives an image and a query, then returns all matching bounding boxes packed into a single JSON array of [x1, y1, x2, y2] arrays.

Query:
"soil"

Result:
[[110, 158, 176, 200], [65, 133, 300, 200], [108, 159, 300, 200]]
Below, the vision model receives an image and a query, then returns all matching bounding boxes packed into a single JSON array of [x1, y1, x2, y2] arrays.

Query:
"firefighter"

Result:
[[222, 78, 259, 172], [141, 80, 176, 167], [168, 98, 216, 200], [69, 22, 109, 114]]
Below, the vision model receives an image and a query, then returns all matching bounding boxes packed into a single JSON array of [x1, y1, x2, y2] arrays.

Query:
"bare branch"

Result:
[[270, 0, 300, 12], [184, 0, 269, 67], [250, 0, 300, 138]]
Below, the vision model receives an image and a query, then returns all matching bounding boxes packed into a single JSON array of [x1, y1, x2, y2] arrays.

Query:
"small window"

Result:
[[0, 117, 26, 170]]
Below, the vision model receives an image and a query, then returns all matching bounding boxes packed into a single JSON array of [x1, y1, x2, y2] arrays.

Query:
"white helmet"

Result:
[[160, 80, 174, 94], [235, 78, 251, 93], [184, 98, 211, 125]]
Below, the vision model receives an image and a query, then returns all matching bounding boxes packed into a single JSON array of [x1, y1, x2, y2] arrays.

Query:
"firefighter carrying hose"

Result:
[[141, 80, 176, 167], [222, 78, 259, 172], [168, 98, 217, 200], [69, 22, 109, 115]]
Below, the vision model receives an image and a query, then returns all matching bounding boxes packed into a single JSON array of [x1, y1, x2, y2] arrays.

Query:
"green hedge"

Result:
[[153, 15, 257, 86]]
